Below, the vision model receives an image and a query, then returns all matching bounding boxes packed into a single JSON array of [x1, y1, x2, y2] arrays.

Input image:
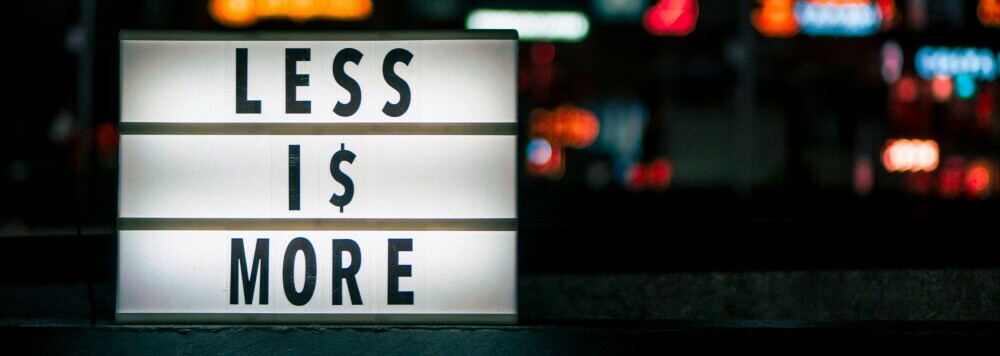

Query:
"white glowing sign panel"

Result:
[[117, 31, 518, 324]]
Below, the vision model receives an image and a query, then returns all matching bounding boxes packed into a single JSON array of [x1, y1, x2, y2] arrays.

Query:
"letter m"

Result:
[[230, 238, 269, 304]]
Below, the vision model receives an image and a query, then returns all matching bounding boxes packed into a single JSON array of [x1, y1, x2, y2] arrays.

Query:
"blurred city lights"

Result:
[[209, 0, 373, 27], [853, 155, 874, 196], [930, 75, 953, 102], [527, 138, 553, 166], [96, 122, 118, 166], [585, 162, 612, 190], [980, 0, 1000, 27], [881, 138, 939, 173], [938, 157, 966, 198], [592, 0, 648, 22], [966, 161, 992, 198], [954, 74, 977, 100], [906, 0, 927, 31], [591, 99, 649, 185], [625, 163, 645, 191], [531, 42, 556, 66], [405, 0, 459, 21], [624, 159, 673, 191], [892, 75, 919, 103], [466, 9, 590, 42], [880, 40, 903, 84], [795, 0, 881, 37], [752, 0, 800, 38], [914, 46, 998, 80], [527, 105, 600, 179], [646, 158, 673, 191], [875, 0, 897, 30], [530, 105, 600, 149], [642, 0, 699, 36], [527, 141, 564, 178], [975, 90, 995, 127]]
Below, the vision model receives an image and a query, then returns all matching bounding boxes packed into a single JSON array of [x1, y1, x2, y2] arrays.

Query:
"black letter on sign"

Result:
[[332, 239, 363, 305], [285, 48, 311, 114], [236, 48, 261, 114], [382, 48, 413, 117], [230, 238, 269, 305], [282, 237, 317, 306], [387, 238, 414, 305], [288, 145, 300, 211], [332, 48, 363, 117]]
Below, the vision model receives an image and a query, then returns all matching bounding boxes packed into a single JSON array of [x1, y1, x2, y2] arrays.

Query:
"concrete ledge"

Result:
[[3, 322, 998, 354]]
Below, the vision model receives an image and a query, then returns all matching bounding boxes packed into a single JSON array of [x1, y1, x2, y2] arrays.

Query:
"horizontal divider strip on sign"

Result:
[[120, 30, 518, 41], [118, 218, 518, 231], [119, 122, 518, 136], [116, 313, 517, 324]]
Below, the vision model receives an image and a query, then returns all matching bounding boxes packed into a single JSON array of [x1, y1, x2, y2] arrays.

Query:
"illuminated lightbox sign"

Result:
[[118, 31, 518, 324], [915, 46, 998, 80]]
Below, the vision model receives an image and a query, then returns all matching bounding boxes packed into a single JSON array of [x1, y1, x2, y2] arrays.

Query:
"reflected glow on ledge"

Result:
[[466, 9, 590, 42]]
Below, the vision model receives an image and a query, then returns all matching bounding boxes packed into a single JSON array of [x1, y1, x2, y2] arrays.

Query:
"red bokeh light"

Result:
[[966, 162, 992, 198], [893, 75, 919, 103], [930, 75, 953, 102], [625, 163, 645, 191], [975, 90, 994, 128], [530, 42, 556, 66], [876, 0, 897, 30], [938, 157, 966, 199], [646, 158, 673, 191], [643, 0, 699, 36]]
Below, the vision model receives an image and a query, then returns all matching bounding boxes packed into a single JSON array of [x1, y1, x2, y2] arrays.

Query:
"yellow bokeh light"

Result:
[[209, 0, 372, 27]]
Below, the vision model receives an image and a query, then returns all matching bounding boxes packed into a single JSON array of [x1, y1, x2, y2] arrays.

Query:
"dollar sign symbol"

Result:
[[329, 143, 355, 213]]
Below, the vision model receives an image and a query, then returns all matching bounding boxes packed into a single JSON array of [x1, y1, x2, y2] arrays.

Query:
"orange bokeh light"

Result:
[[530, 105, 600, 149], [980, 0, 1000, 27], [752, 0, 800, 38], [209, 0, 372, 28]]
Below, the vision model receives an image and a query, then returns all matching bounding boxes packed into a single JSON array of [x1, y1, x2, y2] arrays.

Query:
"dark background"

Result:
[[2, 0, 999, 351]]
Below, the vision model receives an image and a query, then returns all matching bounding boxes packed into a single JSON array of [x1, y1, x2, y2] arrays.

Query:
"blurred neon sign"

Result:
[[880, 40, 903, 84], [592, 0, 647, 22], [794, 0, 881, 37], [914, 46, 997, 80], [209, 0, 373, 27], [530, 105, 600, 149], [875, 0, 897, 30], [980, 0, 1000, 27], [643, 0, 699, 36], [466, 9, 590, 42], [882, 138, 939, 173], [527, 105, 600, 179], [752, 0, 800, 38]]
